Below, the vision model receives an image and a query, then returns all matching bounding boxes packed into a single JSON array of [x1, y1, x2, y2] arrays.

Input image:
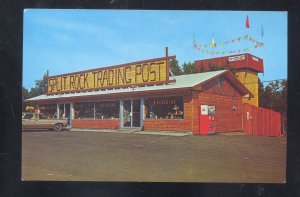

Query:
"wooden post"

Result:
[[166, 47, 170, 81]]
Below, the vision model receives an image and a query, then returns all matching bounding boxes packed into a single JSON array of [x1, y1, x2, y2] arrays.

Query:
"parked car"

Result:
[[22, 112, 68, 131]]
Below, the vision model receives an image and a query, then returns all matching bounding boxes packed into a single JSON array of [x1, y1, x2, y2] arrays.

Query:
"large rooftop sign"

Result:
[[47, 56, 174, 94]]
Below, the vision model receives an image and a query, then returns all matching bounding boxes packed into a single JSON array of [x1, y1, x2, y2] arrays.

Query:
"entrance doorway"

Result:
[[123, 100, 141, 127], [58, 103, 71, 127]]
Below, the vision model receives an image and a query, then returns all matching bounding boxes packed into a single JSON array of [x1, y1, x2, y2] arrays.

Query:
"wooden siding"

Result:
[[72, 119, 120, 129], [243, 103, 281, 136], [235, 70, 259, 106], [195, 77, 244, 133], [144, 77, 244, 133], [201, 76, 243, 97], [143, 119, 191, 131], [199, 93, 243, 132]]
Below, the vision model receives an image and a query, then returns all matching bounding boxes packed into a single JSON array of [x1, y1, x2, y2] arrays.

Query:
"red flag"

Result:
[[246, 15, 250, 28]]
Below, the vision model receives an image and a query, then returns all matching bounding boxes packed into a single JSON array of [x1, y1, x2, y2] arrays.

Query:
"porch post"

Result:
[[140, 98, 144, 128], [130, 99, 133, 127], [120, 100, 123, 128], [56, 103, 59, 119], [70, 103, 73, 128]]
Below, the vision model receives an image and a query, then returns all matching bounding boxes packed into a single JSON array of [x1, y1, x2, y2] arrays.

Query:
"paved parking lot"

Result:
[[22, 130, 286, 183]]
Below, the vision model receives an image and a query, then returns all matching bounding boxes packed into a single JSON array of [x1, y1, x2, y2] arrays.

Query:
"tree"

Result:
[[34, 72, 48, 94], [259, 79, 287, 134], [182, 61, 196, 74], [22, 87, 29, 101], [169, 58, 182, 76], [258, 78, 266, 106], [208, 62, 223, 71], [280, 80, 287, 134], [23, 72, 48, 100]]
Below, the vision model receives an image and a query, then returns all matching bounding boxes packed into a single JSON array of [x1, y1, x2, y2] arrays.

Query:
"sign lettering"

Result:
[[228, 55, 245, 62], [48, 59, 168, 94], [252, 56, 259, 62]]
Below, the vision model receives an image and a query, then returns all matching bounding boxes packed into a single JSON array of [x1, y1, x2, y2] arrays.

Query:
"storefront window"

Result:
[[95, 101, 119, 119], [39, 104, 57, 119], [74, 102, 94, 119], [145, 96, 184, 119]]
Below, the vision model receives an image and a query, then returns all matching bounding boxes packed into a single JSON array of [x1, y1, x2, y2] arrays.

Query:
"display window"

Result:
[[74, 102, 94, 119], [145, 96, 184, 119], [39, 104, 57, 119], [95, 101, 119, 119], [73, 101, 119, 119]]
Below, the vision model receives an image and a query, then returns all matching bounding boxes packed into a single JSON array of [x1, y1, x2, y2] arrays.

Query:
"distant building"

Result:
[[194, 53, 264, 106]]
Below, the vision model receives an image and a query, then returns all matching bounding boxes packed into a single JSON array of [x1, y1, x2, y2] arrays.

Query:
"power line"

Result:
[[242, 78, 286, 85]]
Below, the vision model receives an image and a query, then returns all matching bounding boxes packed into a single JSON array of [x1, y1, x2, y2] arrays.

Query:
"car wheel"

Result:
[[53, 123, 62, 131]]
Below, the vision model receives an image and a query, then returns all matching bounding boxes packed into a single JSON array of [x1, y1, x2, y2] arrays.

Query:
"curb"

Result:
[[69, 128, 191, 137], [135, 131, 192, 137]]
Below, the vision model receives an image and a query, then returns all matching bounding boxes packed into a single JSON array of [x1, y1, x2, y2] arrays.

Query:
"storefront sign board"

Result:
[[47, 57, 170, 94]]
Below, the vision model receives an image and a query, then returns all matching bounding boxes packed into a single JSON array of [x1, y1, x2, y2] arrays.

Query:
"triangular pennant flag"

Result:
[[246, 15, 250, 28], [261, 24, 264, 38], [211, 35, 215, 45]]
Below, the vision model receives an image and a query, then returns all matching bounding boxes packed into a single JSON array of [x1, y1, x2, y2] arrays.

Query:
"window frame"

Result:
[[144, 96, 184, 120]]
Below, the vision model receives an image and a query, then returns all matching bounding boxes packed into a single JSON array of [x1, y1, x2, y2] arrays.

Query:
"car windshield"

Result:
[[23, 113, 33, 119]]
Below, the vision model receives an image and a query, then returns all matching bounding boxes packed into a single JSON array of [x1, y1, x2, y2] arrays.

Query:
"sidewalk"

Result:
[[70, 128, 192, 137]]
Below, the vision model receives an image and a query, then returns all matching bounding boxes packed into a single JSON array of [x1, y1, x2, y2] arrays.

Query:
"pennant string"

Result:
[[193, 34, 264, 55]]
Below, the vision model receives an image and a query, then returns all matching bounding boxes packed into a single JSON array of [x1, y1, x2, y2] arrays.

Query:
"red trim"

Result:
[[194, 53, 257, 62], [191, 70, 252, 97], [194, 53, 263, 73], [47, 79, 176, 95], [26, 87, 193, 104], [224, 72, 254, 97]]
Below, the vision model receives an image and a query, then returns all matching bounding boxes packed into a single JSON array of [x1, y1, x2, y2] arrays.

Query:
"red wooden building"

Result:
[[194, 53, 281, 136], [194, 53, 263, 106], [25, 50, 281, 136], [25, 53, 253, 135]]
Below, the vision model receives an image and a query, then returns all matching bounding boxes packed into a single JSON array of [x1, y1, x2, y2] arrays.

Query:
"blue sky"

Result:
[[23, 10, 287, 89]]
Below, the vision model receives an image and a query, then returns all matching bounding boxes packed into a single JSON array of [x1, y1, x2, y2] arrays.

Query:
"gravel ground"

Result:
[[22, 130, 286, 183]]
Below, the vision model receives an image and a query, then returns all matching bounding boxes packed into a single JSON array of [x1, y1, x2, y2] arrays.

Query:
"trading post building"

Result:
[[26, 50, 265, 135]]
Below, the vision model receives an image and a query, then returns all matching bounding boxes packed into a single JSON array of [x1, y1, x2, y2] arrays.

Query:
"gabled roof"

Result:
[[25, 70, 251, 102]]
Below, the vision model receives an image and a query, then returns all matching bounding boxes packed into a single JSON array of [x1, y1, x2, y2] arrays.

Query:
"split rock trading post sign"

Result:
[[47, 56, 173, 94]]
